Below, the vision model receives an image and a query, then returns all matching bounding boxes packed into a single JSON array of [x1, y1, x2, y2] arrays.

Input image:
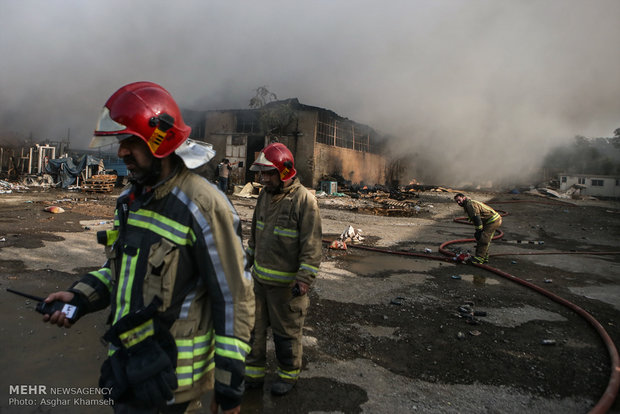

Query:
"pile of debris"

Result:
[[0, 179, 30, 193], [317, 184, 439, 217], [328, 225, 364, 250], [81, 174, 117, 193]]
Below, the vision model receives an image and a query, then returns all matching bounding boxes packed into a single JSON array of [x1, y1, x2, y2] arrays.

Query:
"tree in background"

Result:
[[249, 86, 297, 138], [249, 86, 277, 109], [543, 129, 620, 176], [613, 128, 620, 149]]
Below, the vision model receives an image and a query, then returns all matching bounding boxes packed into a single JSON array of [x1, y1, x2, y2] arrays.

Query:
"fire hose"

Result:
[[324, 206, 620, 413]]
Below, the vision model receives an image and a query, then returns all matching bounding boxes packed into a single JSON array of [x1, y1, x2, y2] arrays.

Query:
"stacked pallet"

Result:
[[82, 174, 117, 193]]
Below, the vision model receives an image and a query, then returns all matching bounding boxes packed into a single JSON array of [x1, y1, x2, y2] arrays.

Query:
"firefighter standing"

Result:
[[454, 193, 502, 264], [217, 158, 232, 194], [244, 143, 322, 395], [42, 82, 254, 414]]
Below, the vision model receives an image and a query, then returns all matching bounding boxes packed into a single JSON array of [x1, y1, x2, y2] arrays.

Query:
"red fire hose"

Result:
[[438, 233, 619, 414], [324, 205, 620, 413]]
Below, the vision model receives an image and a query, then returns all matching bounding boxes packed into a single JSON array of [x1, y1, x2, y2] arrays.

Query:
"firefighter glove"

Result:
[[99, 350, 129, 403], [125, 337, 178, 407], [472, 215, 483, 229]]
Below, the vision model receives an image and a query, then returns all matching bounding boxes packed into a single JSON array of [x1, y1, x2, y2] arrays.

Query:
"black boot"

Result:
[[270, 380, 295, 396]]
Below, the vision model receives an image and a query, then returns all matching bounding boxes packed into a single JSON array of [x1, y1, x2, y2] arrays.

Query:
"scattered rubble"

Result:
[[234, 182, 261, 198], [0, 179, 29, 193], [340, 225, 364, 243]]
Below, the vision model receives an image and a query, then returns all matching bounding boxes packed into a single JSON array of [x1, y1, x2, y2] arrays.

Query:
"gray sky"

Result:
[[1, 0, 619, 186]]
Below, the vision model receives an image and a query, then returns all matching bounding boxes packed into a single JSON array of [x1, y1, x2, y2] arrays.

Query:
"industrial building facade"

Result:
[[559, 173, 620, 198], [189, 99, 387, 189]]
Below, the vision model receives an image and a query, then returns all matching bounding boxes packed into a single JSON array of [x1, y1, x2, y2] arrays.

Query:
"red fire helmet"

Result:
[[89, 81, 191, 158], [250, 142, 297, 181]]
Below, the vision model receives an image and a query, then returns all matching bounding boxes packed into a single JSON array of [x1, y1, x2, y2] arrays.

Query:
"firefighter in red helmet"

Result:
[[42, 82, 254, 414], [244, 142, 323, 395]]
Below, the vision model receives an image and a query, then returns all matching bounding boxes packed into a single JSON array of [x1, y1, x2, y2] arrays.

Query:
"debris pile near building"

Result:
[[81, 174, 117, 193]]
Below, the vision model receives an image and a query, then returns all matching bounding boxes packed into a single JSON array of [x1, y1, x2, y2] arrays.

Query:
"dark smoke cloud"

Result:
[[1, 0, 618, 187]]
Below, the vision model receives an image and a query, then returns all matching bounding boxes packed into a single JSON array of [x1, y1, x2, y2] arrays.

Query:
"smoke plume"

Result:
[[1, 0, 619, 187]]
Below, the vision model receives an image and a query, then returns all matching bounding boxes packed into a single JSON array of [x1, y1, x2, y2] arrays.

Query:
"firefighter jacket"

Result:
[[69, 165, 254, 407], [247, 178, 322, 287], [462, 198, 501, 229]]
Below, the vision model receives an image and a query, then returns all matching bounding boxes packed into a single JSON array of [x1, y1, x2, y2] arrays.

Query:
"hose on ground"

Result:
[[324, 204, 619, 413]]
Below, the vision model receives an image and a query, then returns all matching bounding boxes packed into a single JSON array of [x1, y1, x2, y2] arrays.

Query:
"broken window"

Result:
[[236, 112, 259, 133], [317, 115, 336, 146], [316, 112, 377, 154]]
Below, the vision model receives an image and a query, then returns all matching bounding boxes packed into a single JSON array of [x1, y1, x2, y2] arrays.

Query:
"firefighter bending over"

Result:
[[454, 193, 502, 264], [42, 82, 254, 414], [244, 143, 322, 396]]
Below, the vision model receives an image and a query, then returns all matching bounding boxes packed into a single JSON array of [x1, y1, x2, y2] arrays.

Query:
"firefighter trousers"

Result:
[[246, 281, 309, 383], [476, 216, 502, 259]]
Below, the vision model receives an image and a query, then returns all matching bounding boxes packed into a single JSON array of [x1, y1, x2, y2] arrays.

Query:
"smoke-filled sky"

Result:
[[1, 0, 619, 186]]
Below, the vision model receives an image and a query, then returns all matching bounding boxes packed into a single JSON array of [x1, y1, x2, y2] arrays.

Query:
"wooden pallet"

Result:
[[82, 174, 117, 193]]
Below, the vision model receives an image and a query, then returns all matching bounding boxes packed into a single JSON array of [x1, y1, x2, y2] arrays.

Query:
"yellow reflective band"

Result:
[[114, 250, 139, 322], [89, 269, 112, 291], [277, 367, 300, 380], [300, 263, 319, 274], [487, 212, 500, 223], [274, 226, 298, 238], [253, 262, 296, 283], [176, 332, 214, 360], [215, 335, 251, 362], [245, 365, 266, 379], [176, 366, 192, 374], [119, 319, 154, 348], [256, 220, 265, 231], [127, 209, 196, 246], [175, 357, 214, 387], [192, 359, 214, 381], [176, 365, 193, 387]]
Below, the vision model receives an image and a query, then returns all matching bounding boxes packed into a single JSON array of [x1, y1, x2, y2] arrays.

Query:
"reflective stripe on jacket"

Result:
[[248, 178, 322, 287], [463, 199, 500, 227], [70, 165, 254, 405]]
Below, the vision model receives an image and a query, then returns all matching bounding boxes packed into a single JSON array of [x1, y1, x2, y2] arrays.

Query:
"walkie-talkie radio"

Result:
[[6, 288, 80, 322]]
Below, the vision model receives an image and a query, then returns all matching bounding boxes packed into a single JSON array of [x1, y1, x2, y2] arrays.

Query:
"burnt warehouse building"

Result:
[[187, 98, 388, 189]]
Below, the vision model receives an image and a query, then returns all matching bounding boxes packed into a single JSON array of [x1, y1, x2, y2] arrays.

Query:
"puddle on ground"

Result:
[[568, 284, 620, 311], [0, 231, 106, 273], [317, 261, 431, 305], [336, 252, 442, 276]]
